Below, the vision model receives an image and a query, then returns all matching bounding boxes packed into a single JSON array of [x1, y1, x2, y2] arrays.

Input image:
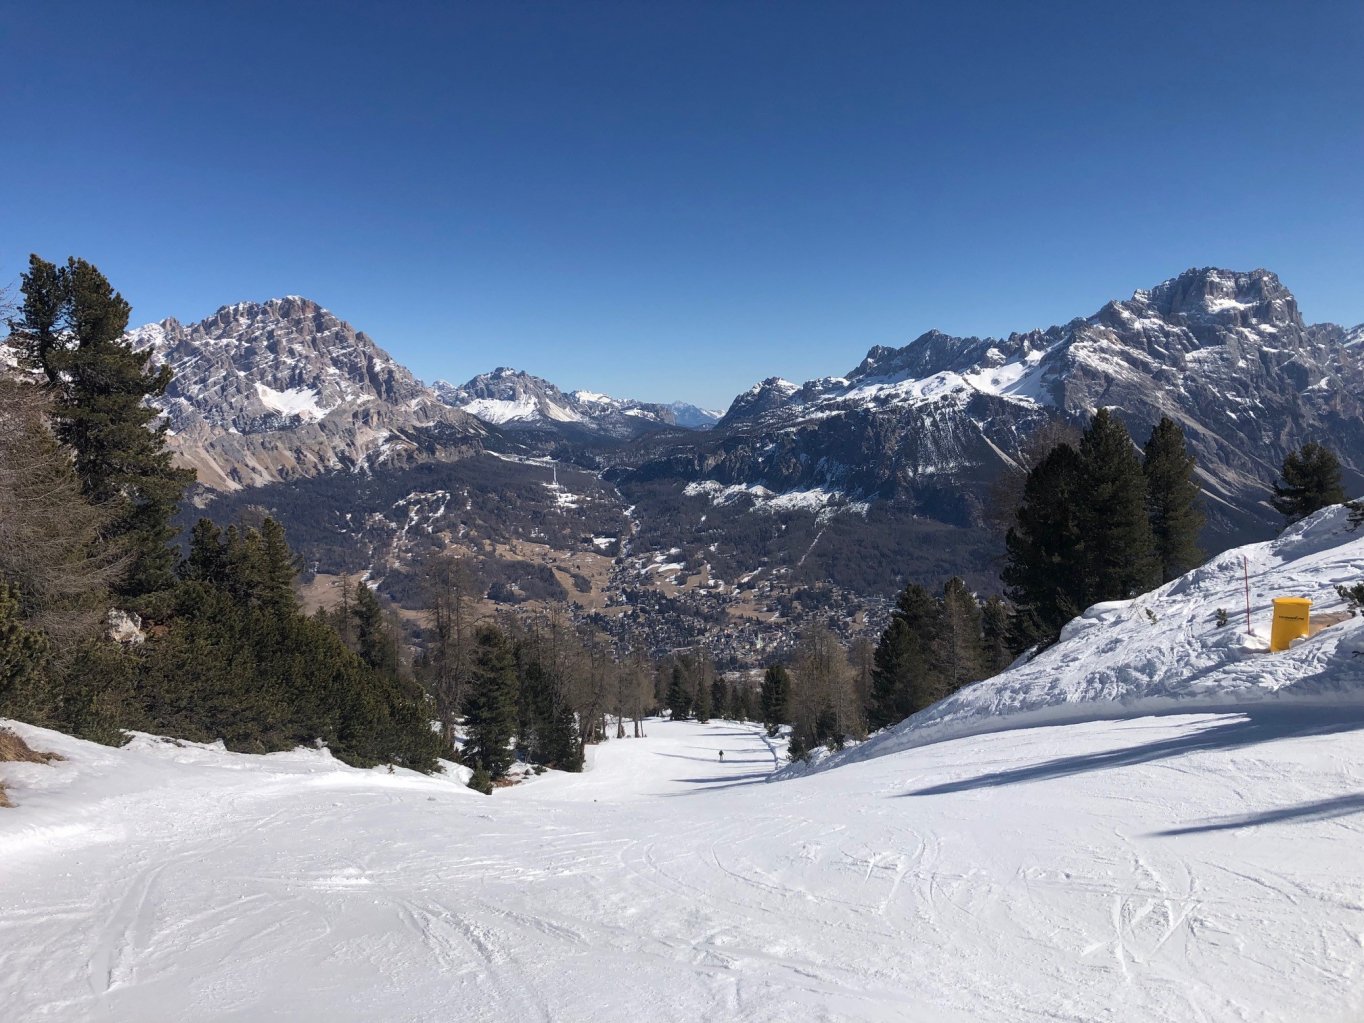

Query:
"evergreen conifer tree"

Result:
[[351, 581, 399, 678], [759, 664, 790, 735], [693, 670, 713, 722], [1076, 409, 1159, 606], [10, 256, 195, 598], [1003, 443, 1087, 648], [1142, 417, 1205, 582], [0, 582, 49, 714], [183, 519, 229, 587], [867, 583, 935, 730], [463, 626, 519, 779], [1271, 443, 1346, 522], [666, 662, 691, 720], [710, 677, 730, 720]]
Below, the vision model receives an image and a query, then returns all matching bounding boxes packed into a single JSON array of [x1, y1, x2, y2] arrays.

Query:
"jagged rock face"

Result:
[[128, 298, 485, 491], [437, 367, 719, 438], [642, 268, 1364, 545]]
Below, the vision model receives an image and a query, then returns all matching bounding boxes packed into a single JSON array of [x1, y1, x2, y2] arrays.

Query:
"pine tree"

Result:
[[693, 669, 713, 722], [1271, 442, 1346, 522], [254, 519, 298, 616], [1143, 416, 1205, 582], [1348, 500, 1364, 532], [351, 581, 399, 678], [732, 683, 755, 722], [0, 582, 49, 714], [463, 626, 519, 779], [867, 583, 935, 730], [182, 519, 229, 587], [1076, 408, 1159, 606], [710, 676, 730, 721], [468, 765, 494, 795], [759, 664, 790, 736], [0, 378, 123, 652], [10, 256, 195, 598], [1003, 443, 1087, 649], [666, 661, 691, 720]]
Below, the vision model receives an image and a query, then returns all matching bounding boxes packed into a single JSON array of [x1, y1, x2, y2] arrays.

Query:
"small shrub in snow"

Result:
[[468, 765, 493, 795], [1215, 608, 1229, 628]]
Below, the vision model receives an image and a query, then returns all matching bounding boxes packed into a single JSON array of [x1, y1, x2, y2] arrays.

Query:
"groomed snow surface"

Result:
[[4, 506, 1364, 1021]]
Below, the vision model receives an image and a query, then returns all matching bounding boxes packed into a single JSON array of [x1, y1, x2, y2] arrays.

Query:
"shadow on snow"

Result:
[[899, 709, 1364, 799]]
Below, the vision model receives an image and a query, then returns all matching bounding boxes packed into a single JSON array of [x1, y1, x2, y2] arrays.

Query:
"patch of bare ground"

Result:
[[0, 727, 64, 808]]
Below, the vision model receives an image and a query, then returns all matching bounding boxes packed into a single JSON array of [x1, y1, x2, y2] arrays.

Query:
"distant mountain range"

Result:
[[57, 266, 1360, 661], [624, 267, 1364, 547], [433, 368, 721, 438]]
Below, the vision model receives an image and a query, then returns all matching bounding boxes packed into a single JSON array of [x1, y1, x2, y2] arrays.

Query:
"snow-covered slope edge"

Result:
[[782, 503, 1364, 779], [0, 724, 473, 858]]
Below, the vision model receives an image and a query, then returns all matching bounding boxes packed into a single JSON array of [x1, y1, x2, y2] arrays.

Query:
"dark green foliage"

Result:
[[693, 669, 713, 722], [867, 583, 935, 731], [865, 579, 997, 732], [1076, 409, 1159, 605], [1348, 500, 1364, 532], [351, 581, 399, 678], [0, 582, 49, 713], [666, 662, 691, 720], [1143, 417, 1205, 582], [731, 683, 754, 722], [1003, 443, 1087, 649], [183, 519, 229, 587], [1215, 608, 1230, 628], [11, 256, 195, 598], [463, 626, 519, 779], [1271, 443, 1346, 523], [1338, 583, 1364, 610], [467, 765, 493, 795], [759, 664, 790, 735], [1004, 410, 1160, 649], [0, 379, 123, 654], [514, 654, 582, 772], [710, 676, 730, 721], [135, 522, 442, 771]]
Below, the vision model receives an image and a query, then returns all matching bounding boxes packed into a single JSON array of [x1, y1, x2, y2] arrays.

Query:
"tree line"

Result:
[[759, 410, 1359, 758], [0, 256, 441, 769]]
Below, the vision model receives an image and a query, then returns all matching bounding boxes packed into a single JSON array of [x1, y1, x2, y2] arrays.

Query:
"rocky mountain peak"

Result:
[[124, 298, 482, 490], [1132, 267, 1302, 334]]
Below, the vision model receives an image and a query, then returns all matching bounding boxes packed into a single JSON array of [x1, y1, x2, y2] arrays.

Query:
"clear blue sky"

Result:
[[3, 1, 1361, 409]]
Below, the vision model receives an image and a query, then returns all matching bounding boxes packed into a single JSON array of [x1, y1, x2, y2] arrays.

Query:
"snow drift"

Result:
[[787, 503, 1364, 778]]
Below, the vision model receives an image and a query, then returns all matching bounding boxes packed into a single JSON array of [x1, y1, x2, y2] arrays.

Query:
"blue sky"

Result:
[[3, 1, 1361, 409]]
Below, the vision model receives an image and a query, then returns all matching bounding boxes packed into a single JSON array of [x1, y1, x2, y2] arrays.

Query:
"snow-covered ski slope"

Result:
[[788, 502, 1364, 779], [5, 702, 1364, 1021], [3, 507, 1363, 1021]]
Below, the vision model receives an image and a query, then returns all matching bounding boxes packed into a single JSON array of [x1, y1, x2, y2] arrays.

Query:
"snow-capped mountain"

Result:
[[127, 298, 484, 491], [644, 268, 1364, 546], [436, 368, 719, 437]]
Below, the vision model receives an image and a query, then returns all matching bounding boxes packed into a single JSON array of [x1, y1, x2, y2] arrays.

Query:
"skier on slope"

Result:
[[718, 750, 724, 762]]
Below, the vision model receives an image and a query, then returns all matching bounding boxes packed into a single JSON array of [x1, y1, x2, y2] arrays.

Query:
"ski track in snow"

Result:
[[3, 711, 1364, 1022]]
